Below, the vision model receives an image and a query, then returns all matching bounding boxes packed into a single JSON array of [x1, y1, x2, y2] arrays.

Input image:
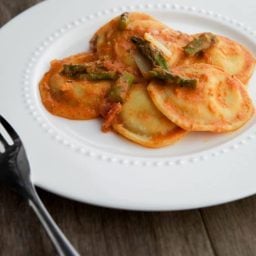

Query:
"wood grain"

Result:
[[0, 0, 41, 26], [0, 186, 215, 256], [201, 197, 256, 256], [0, 0, 256, 256]]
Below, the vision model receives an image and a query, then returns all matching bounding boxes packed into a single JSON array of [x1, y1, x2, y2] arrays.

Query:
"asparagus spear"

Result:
[[118, 12, 129, 30], [184, 33, 217, 56], [108, 72, 135, 103], [148, 67, 197, 89], [60, 63, 117, 80], [131, 36, 169, 70], [85, 71, 117, 81], [60, 64, 87, 79]]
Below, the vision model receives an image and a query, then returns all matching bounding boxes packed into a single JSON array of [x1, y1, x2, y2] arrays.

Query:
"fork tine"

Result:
[[0, 115, 19, 142], [0, 132, 8, 147]]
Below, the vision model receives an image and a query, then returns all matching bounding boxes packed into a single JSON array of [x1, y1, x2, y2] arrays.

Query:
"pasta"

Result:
[[113, 83, 187, 148], [148, 63, 254, 132], [39, 12, 255, 148]]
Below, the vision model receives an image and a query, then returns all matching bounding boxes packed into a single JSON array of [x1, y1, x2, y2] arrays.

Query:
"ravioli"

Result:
[[113, 83, 187, 148], [91, 12, 191, 73], [39, 53, 111, 119], [148, 63, 254, 132], [39, 12, 256, 149], [181, 34, 255, 84]]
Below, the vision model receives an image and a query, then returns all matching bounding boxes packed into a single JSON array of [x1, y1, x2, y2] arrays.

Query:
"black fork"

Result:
[[0, 115, 79, 256]]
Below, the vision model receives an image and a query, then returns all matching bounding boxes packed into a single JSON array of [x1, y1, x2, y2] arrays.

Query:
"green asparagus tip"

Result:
[[107, 72, 135, 103], [184, 33, 217, 56], [60, 64, 117, 81], [131, 36, 169, 70], [118, 12, 129, 31], [148, 67, 197, 89]]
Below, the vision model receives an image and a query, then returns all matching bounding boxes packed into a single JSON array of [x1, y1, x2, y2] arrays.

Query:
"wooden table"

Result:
[[1, 1, 256, 255]]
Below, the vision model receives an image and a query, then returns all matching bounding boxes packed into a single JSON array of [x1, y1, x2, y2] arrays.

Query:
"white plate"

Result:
[[0, 0, 256, 210]]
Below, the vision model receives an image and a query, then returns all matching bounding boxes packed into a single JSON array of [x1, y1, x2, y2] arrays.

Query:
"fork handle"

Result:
[[28, 188, 79, 256]]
